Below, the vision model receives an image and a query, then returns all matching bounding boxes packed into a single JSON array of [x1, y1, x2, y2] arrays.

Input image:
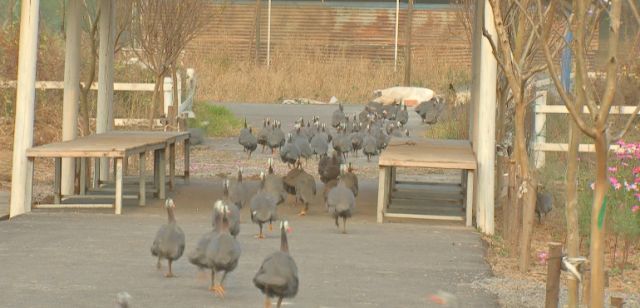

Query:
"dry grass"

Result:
[[185, 44, 470, 104]]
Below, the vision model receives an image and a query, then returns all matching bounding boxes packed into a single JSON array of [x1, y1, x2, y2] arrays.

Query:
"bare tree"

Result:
[[483, 0, 561, 273], [78, 0, 133, 136], [535, 0, 640, 306], [130, 0, 210, 128]]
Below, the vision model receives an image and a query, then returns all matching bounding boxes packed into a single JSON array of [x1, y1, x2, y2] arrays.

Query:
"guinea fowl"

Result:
[[239, 118, 258, 158], [294, 164, 316, 216], [254, 220, 299, 308], [228, 167, 250, 209], [217, 180, 241, 237], [318, 150, 341, 184], [396, 102, 409, 125], [189, 202, 222, 271], [340, 163, 359, 197], [151, 198, 186, 278], [258, 118, 272, 153], [310, 125, 329, 158], [268, 120, 286, 154], [293, 127, 313, 163], [116, 292, 132, 308], [333, 124, 353, 159], [264, 158, 287, 205], [326, 180, 356, 234], [280, 133, 300, 167], [283, 163, 304, 197], [349, 127, 364, 157], [205, 203, 242, 297], [331, 103, 347, 128], [362, 127, 378, 162], [251, 172, 279, 239], [536, 189, 553, 223], [415, 97, 445, 124]]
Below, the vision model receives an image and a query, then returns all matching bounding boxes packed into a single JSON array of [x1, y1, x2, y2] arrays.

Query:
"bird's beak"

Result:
[[286, 227, 293, 234]]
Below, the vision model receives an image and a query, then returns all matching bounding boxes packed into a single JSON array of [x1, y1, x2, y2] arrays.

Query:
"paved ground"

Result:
[[0, 191, 8, 219], [0, 179, 498, 307]]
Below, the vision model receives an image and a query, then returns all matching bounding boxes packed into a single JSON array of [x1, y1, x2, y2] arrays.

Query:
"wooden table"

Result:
[[377, 139, 477, 226], [25, 131, 190, 214]]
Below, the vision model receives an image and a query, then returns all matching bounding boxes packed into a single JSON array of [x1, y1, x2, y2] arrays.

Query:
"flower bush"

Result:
[[602, 140, 640, 275]]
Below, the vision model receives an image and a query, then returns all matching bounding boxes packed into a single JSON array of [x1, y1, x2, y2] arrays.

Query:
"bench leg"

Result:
[[139, 152, 146, 206], [377, 166, 390, 223], [25, 157, 34, 213], [158, 149, 166, 200], [153, 150, 160, 197], [390, 167, 397, 192], [54, 157, 62, 204], [115, 157, 123, 215], [183, 139, 190, 184], [466, 170, 475, 227], [80, 158, 87, 195], [93, 158, 100, 189], [168, 143, 175, 191]]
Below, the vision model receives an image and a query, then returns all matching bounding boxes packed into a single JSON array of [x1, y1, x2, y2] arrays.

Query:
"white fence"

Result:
[[0, 68, 196, 126], [531, 88, 634, 168]]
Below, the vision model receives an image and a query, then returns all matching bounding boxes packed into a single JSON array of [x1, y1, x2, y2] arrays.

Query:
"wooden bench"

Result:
[[377, 139, 477, 226], [25, 131, 190, 214]]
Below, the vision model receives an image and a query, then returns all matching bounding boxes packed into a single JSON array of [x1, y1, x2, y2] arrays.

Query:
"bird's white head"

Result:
[[280, 220, 292, 233], [164, 198, 175, 209]]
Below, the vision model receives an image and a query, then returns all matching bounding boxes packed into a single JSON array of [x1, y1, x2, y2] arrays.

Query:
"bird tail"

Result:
[[255, 273, 288, 288]]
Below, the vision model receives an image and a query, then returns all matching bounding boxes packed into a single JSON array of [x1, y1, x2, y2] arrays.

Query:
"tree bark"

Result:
[[148, 74, 164, 129], [589, 132, 609, 308], [171, 63, 179, 127], [403, 0, 414, 86]]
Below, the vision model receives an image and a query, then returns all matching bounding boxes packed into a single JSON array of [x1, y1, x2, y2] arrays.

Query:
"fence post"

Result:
[[544, 242, 563, 308], [163, 76, 173, 117], [534, 90, 547, 169], [177, 71, 182, 107]]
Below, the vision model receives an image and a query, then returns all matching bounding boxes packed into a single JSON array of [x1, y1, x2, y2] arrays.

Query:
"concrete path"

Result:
[[0, 179, 497, 307], [0, 191, 8, 220]]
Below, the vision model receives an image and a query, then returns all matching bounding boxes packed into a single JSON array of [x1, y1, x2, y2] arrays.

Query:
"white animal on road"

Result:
[[372, 86, 435, 105]]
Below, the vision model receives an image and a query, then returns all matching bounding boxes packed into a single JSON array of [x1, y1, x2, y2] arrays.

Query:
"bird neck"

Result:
[[167, 207, 176, 223], [280, 227, 289, 253]]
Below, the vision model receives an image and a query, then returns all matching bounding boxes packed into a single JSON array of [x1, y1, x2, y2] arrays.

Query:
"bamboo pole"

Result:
[[61, 0, 82, 196], [9, 0, 40, 218], [96, 0, 115, 182], [544, 242, 563, 308]]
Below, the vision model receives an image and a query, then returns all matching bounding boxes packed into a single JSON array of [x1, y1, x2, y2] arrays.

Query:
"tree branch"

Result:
[[482, 26, 510, 74], [609, 100, 640, 141], [596, 0, 622, 127]]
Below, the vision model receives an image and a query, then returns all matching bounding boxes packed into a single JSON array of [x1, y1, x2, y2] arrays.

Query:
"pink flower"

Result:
[[537, 251, 549, 265], [635, 193, 640, 201], [609, 177, 622, 190], [632, 205, 640, 213], [633, 167, 640, 175], [609, 167, 618, 173]]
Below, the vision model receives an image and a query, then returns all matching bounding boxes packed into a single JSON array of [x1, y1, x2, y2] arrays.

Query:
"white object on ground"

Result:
[[372, 86, 435, 105]]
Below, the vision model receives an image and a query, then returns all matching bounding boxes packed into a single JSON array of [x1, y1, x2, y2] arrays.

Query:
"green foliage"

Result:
[[187, 102, 241, 137]]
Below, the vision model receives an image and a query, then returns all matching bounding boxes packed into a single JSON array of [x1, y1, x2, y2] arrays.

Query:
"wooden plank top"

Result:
[[26, 131, 190, 158], [379, 139, 476, 170]]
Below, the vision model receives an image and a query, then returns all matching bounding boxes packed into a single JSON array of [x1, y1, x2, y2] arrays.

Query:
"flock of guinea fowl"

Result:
[[146, 99, 446, 308]]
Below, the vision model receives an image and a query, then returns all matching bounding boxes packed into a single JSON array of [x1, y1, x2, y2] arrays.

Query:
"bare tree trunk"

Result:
[[170, 63, 179, 127], [403, 0, 414, 86], [515, 95, 537, 273], [254, 0, 262, 64], [565, 95, 582, 308], [148, 75, 163, 129], [590, 133, 609, 308]]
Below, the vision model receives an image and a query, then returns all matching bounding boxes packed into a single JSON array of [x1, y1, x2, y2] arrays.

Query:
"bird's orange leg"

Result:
[[164, 260, 175, 277]]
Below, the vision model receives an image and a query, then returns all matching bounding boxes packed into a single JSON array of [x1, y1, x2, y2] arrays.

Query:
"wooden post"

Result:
[[534, 90, 547, 168], [139, 152, 146, 206], [153, 150, 160, 197], [158, 149, 166, 200], [79, 158, 87, 195], [403, 0, 414, 86], [114, 157, 123, 215], [54, 158, 62, 204], [507, 159, 519, 247], [254, 0, 262, 64], [582, 267, 591, 305], [466, 170, 474, 227], [394, 0, 399, 72], [163, 76, 172, 117], [544, 242, 563, 308], [61, 0, 81, 196], [169, 143, 176, 191], [9, 0, 40, 218], [266, 0, 272, 67], [184, 139, 191, 184], [96, 0, 115, 182], [472, 0, 497, 234], [377, 166, 391, 223]]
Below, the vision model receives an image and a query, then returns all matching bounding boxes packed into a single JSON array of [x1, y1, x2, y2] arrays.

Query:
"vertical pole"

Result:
[[54, 158, 62, 204], [114, 157, 123, 215], [61, 0, 82, 196], [466, 170, 474, 227], [474, 0, 497, 234], [544, 242, 563, 308], [96, 0, 115, 182], [184, 139, 191, 184], [470, 0, 483, 149], [138, 151, 146, 206], [534, 91, 547, 168], [267, 0, 272, 68], [254, 0, 262, 64], [9, 0, 40, 218], [394, 0, 399, 72], [163, 76, 173, 117], [403, 0, 414, 86]]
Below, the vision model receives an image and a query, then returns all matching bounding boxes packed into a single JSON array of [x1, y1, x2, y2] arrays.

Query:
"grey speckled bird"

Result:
[[251, 172, 279, 239], [151, 198, 186, 278], [326, 180, 356, 234], [254, 220, 299, 308], [205, 203, 242, 297]]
